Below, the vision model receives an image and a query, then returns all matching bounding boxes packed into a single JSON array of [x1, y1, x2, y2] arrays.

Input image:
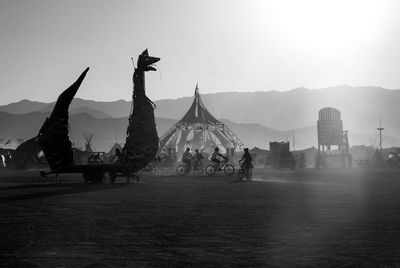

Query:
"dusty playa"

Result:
[[1, 169, 400, 267]]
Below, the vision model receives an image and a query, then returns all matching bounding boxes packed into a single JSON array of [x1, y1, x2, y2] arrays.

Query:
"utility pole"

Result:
[[292, 132, 296, 151], [377, 119, 384, 151]]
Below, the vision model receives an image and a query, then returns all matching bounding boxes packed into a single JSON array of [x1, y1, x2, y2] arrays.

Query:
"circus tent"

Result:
[[159, 85, 243, 160]]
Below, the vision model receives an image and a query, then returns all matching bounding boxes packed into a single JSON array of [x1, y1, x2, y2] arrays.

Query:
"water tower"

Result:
[[317, 107, 351, 168]]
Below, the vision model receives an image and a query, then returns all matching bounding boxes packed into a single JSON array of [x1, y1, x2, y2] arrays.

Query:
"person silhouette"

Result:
[[182, 147, 193, 171], [211, 147, 227, 169]]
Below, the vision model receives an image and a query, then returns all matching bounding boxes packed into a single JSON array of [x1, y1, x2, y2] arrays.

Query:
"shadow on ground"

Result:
[[0, 183, 126, 203]]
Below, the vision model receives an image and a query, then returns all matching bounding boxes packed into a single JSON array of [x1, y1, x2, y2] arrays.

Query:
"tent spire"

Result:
[[195, 83, 200, 117]]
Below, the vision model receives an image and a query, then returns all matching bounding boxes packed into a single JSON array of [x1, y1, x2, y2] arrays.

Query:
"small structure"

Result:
[[249, 147, 269, 168], [0, 148, 13, 168], [350, 145, 375, 167], [292, 147, 318, 168], [317, 107, 352, 168], [83, 133, 94, 152], [384, 148, 400, 168], [269, 142, 295, 169], [107, 142, 123, 162], [108, 142, 123, 156], [159, 85, 243, 162]]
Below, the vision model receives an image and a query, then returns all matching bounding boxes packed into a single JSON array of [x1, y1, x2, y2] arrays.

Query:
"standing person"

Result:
[[211, 147, 227, 170], [239, 148, 253, 172], [182, 148, 192, 172]]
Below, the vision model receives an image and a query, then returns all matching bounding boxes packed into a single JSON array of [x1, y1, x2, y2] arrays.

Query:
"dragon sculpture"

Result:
[[122, 49, 160, 170], [37, 49, 160, 177], [37, 68, 89, 170]]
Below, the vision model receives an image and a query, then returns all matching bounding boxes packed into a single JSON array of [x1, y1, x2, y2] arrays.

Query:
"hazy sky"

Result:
[[1, 0, 399, 105]]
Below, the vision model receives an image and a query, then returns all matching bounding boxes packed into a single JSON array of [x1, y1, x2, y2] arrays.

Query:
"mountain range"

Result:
[[1, 86, 400, 151]]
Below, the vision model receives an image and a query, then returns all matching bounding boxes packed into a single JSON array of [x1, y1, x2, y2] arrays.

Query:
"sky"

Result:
[[0, 0, 400, 105]]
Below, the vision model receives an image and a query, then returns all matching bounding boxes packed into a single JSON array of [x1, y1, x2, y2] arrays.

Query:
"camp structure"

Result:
[[269, 141, 296, 169], [159, 85, 243, 161]]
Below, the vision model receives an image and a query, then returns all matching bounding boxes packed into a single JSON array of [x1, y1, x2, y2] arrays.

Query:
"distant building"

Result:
[[317, 107, 352, 168], [108, 142, 123, 156], [292, 147, 318, 168], [248, 146, 319, 169], [106, 142, 123, 162], [269, 142, 295, 169], [349, 145, 375, 167], [249, 147, 269, 168]]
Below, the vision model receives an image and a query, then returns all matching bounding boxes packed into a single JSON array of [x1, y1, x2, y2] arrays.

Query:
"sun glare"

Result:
[[264, 0, 394, 55]]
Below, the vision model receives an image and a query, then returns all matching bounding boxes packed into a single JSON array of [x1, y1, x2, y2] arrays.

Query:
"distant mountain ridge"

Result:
[[2, 86, 400, 149], [2, 86, 400, 130], [0, 99, 50, 114], [0, 98, 131, 118], [1, 111, 399, 152]]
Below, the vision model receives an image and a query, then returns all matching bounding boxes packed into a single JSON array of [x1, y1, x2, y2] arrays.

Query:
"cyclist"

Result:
[[239, 148, 253, 175], [182, 148, 193, 172], [211, 147, 228, 170], [193, 149, 204, 170]]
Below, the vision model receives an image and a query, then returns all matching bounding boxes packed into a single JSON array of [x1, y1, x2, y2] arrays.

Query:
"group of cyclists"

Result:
[[182, 148, 204, 172], [181, 147, 254, 177], [111, 145, 254, 179]]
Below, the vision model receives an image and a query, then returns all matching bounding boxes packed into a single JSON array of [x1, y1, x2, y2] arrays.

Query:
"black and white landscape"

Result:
[[2, 0, 400, 267]]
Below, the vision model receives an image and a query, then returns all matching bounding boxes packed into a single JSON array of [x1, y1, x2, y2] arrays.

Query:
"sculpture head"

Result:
[[137, 49, 160, 72]]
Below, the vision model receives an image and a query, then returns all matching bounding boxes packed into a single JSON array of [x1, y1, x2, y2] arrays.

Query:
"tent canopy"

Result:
[[159, 85, 243, 157], [180, 87, 220, 124]]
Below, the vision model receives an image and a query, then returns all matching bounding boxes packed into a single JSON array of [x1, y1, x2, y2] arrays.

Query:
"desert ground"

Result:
[[1, 168, 400, 267]]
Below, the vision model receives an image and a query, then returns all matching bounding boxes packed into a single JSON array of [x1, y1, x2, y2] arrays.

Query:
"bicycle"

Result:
[[176, 160, 204, 176], [205, 158, 235, 176], [238, 166, 253, 181], [238, 158, 254, 181]]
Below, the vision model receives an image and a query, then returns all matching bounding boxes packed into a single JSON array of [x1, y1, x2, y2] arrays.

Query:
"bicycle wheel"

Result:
[[224, 164, 235, 175], [176, 164, 187, 176], [238, 168, 245, 180], [205, 164, 216, 176], [246, 169, 253, 181]]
